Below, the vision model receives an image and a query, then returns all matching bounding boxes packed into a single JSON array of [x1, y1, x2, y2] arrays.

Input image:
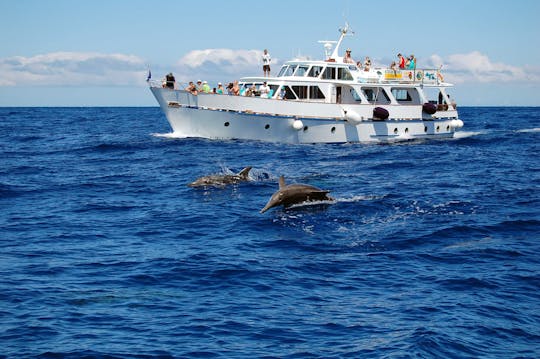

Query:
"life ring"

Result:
[[416, 70, 424, 81], [437, 72, 444, 82], [407, 71, 413, 80]]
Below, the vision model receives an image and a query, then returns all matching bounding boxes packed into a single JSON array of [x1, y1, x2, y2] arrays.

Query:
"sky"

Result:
[[1, 0, 539, 106]]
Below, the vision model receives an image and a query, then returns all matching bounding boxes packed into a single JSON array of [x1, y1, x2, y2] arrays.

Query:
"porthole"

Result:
[[224, 122, 230, 127], [303, 126, 309, 132], [394, 128, 398, 135], [424, 126, 428, 133], [331, 126, 336, 134], [265, 124, 270, 130], [405, 128, 409, 134], [446, 125, 450, 131], [436, 125, 440, 132]]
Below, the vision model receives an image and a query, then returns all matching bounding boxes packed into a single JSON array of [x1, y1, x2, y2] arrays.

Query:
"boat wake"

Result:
[[516, 127, 540, 133], [453, 130, 486, 139], [151, 132, 189, 139]]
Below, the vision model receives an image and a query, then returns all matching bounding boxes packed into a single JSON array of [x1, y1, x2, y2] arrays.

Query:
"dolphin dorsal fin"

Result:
[[238, 166, 252, 179], [278, 175, 286, 189]]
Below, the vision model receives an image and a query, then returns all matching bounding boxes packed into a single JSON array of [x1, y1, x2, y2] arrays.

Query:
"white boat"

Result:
[[149, 24, 463, 144]]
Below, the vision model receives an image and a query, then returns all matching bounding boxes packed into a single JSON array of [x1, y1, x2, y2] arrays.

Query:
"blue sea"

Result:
[[1, 106, 539, 358]]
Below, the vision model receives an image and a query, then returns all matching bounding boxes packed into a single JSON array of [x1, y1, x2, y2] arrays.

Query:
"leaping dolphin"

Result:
[[188, 166, 252, 188], [260, 176, 333, 213]]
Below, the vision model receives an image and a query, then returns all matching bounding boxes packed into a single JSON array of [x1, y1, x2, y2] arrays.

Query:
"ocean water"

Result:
[[0, 106, 539, 358]]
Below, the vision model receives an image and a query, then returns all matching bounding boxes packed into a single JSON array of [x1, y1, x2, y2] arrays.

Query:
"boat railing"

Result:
[[369, 68, 445, 85]]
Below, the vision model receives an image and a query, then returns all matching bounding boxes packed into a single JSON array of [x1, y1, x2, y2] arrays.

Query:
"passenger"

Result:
[[217, 82, 225, 94], [165, 73, 175, 89], [390, 61, 397, 75], [185, 81, 198, 95], [398, 53, 406, 69], [278, 86, 287, 100], [356, 61, 363, 70], [408, 54, 416, 69], [201, 80, 211, 93], [212, 87, 217, 94], [232, 81, 240, 96], [363, 57, 371, 71], [259, 81, 270, 98], [245, 84, 257, 97], [262, 49, 271, 77], [196, 80, 203, 92], [343, 48, 355, 64]]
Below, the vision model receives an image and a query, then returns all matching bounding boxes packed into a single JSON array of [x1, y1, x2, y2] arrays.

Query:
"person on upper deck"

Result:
[[398, 53, 406, 69], [408, 55, 416, 70], [343, 48, 355, 64], [363, 57, 371, 71], [262, 49, 271, 77]]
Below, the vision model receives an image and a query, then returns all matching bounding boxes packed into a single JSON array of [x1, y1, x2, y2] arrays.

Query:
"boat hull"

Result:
[[150, 87, 458, 144]]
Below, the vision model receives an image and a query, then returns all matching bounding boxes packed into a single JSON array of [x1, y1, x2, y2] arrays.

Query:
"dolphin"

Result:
[[260, 176, 333, 213], [188, 166, 252, 188]]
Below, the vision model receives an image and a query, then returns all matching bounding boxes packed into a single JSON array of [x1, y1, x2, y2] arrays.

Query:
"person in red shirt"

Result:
[[398, 53, 406, 69]]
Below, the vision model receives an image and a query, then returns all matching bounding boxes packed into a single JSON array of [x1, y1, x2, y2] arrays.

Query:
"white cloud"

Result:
[[426, 51, 539, 84], [173, 49, 269, 84], [0, 52, 148, 87]]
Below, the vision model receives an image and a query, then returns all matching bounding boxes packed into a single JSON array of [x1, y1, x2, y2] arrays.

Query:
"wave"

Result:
[[516, 127, 540, 133]]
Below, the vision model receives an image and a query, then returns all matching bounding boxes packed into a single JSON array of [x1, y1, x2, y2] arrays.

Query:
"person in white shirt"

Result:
[[262, 49, 271, 77], [259, 81, 270, 98]]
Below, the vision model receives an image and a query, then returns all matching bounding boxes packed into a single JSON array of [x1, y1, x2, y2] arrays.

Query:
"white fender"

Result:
[[343, 108, 363, 125], [450, 119, 464, 129], [450, 119, 460, 128], [292, 119, 304, 131]]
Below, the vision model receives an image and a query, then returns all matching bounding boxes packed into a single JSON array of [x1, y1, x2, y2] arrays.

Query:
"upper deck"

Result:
[[272, 60, 446, 86]]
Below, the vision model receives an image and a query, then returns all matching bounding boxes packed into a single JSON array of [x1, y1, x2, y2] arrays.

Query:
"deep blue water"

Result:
[[0, 106, 539, 358]]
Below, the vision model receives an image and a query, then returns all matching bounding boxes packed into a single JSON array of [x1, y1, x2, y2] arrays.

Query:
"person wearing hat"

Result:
[[216, 82, 225, 94], [201, 80, 211, 93], [343, 48, 355, 64]]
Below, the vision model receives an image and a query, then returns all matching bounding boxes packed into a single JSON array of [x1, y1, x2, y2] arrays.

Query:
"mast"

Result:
[[330, 23, 353, 59]]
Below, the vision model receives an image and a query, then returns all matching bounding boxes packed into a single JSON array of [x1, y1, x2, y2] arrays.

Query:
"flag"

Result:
[[146, 69, 151, 82]]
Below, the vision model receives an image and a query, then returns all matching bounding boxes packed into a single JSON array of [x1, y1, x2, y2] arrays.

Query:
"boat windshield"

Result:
[[294, 65, 309, 76]]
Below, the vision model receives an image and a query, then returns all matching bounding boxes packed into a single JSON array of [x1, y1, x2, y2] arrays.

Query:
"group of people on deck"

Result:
[[183, 79, 272, 98], [343, 49, 416, 72]]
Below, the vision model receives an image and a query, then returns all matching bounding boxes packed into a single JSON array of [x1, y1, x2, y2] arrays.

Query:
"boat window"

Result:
[[269, 85, 279, 98], [350, 88, 361, 101], [338, 67, 353, 81], [391, 88, 412, 102], [348, 65, 358, 71], [292, 86, 308, 99], [277, 66, 288, 77], [284, 65, 297, 77], [363, 87, 390, 104], [283, 86, 297, 100], [308, 66, 324, 77], [321, 66, 336, 80], [295, 65, 309, 77], [309, 86, 325, 100]]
